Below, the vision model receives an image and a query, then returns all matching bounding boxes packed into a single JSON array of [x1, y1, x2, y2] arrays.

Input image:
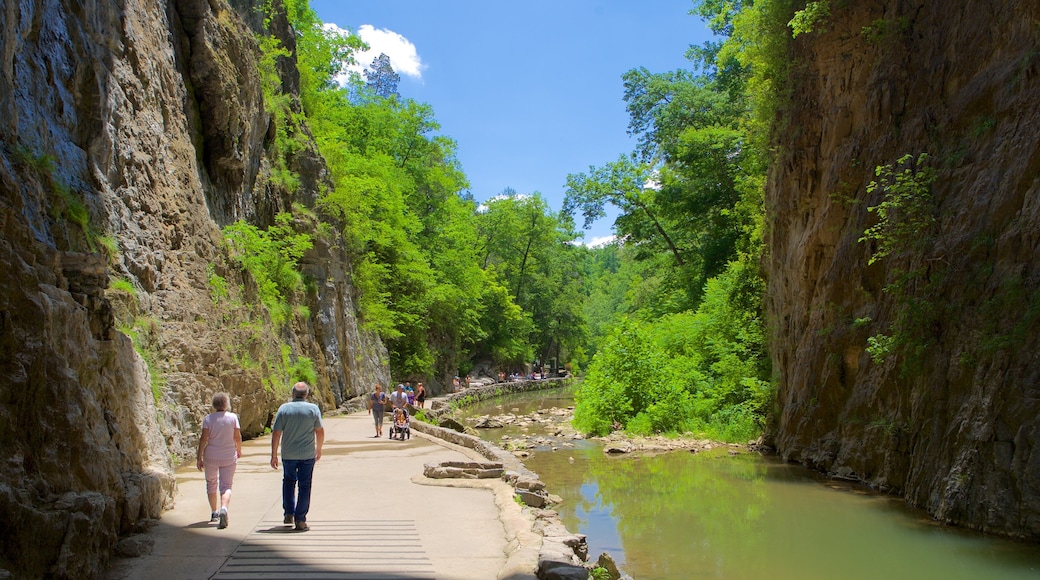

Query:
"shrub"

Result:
[[573, 256, 771, 442], [110, 278, 136, 295], [223, 212, 312, 327]]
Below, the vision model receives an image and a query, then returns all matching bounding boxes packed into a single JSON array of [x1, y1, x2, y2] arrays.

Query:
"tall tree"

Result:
[[364, 53, 400, 98], [475, 193, 586, 368], [564, 155, 685, 268]]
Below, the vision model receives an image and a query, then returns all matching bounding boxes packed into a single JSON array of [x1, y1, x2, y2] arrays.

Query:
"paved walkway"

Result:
[[106, 410, 537, 580]]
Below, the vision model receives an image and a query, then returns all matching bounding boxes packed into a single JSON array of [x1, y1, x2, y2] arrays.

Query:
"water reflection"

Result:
[[460, 388, 1040, 579]]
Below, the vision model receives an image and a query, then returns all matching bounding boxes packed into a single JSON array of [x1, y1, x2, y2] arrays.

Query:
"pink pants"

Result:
[[204, 456, 238, 495]]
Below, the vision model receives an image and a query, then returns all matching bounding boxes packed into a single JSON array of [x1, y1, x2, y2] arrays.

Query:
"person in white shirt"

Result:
[[196, 392, 242, 529], [389, 384, 409, 410]]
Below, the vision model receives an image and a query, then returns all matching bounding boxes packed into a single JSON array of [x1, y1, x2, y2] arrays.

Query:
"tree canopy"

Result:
[[247, 0, 775, 442]]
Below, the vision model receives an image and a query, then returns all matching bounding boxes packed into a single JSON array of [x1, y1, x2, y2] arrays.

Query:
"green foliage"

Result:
[[11, 144, 56, 174], [281, 344, 318, 386], [859, 153, 937, 265], [110, 277, 136, 295], [308, 78, 491, 375], [574, 255, 770, 442], [589, 567, 612, 580], [450, 395, 477, 411], [789, 1, 830, 37], [970, 115, 996, 138], [855, 154, 942, 367], [475, 193, 584, 368], [118, 315, 165, 402], [97, 235, 120, 263], [579, 243, 628, 357], [222, 212, 312, 327], [561, 0, 778, 442], [866, 333, 895, 364], [716, 0, 798, 149], [978, 278, 1040, 356], [206, 263, 230, 305], [861, 16, 911, 44], [249, 0, 596, 382], [56, 181, 89, 230], [11, 142, 103, 251]]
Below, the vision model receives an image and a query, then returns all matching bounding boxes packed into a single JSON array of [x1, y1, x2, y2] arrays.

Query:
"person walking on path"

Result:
[[389, 383, 408, 411], [270, 382, 324, 531], [415, 382, 426, 409], [368, 383, 387, 437], [196, 392, 242, 529]]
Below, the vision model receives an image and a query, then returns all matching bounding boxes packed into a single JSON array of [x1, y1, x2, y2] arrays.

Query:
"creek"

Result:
[[457, 385, 1040, 579]]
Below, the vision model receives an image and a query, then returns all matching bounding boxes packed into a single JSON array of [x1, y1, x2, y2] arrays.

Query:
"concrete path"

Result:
[[106, 410, 533, 580]]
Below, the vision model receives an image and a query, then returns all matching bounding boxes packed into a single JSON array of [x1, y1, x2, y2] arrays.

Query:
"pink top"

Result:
[[202, 411, 240, 461]]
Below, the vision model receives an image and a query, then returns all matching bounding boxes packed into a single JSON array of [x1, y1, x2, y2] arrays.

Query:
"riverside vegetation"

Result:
[[237, 0, 776, 443]]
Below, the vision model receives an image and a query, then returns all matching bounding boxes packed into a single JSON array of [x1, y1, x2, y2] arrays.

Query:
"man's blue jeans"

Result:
[[282, 458, 315, 522]]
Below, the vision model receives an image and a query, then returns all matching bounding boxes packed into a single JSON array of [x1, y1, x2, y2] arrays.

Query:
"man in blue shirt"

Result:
[[270, 382, 324, 531]]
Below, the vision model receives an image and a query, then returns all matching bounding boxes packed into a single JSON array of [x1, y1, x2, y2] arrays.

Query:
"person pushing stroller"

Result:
[[388, 384, 410, 440]]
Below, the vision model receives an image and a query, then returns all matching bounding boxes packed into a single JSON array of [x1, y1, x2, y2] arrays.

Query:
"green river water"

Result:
[[459, 387, 1040, 580]]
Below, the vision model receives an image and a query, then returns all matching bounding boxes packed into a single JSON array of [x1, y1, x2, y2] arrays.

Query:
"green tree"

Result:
[[364, 53, 401, 99], [475, 193, 587, 369], [291, 14, 543, 379], [566, 0, 773, 441], [573, 254, 769, 442]]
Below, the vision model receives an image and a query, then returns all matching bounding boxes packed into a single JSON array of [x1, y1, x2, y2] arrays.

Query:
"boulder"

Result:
[[422, 461, 504, 479], [516, 490, 547, 508], [516, 477, 546, 491], [114, 535, 155, 558], [603, 441, 632, 454], [596, 552, 622, 580], [438, 417, 467, 432], [475, 418, 505, 428]]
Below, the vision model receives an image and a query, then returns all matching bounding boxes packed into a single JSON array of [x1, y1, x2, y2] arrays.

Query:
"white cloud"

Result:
[[324, 23, 425, 84], [567, 235, 616, 248], [585, 235, 617, 248]]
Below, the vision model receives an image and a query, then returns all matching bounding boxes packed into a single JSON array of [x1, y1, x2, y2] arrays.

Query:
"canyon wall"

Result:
[[0, 0, 387, 576], [767, 1, 1040, 539]]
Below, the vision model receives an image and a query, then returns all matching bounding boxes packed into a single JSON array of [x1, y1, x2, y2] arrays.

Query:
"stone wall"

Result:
[[0, 0, 387, 576], [767, 0, 1040, 539]]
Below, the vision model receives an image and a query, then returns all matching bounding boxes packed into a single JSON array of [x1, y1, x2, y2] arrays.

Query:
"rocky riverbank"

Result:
[[408, 380, 623, 579], [411, 419, 598, 580], [465, 404, 754, 458], [411, 379, 759, 580]]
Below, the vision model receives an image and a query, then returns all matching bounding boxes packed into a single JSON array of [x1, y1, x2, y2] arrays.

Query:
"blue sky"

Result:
[[310, 1, 716, 245]]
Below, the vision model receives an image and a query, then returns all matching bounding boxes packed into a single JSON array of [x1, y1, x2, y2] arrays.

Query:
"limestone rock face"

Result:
[[0, 0, 386, 576], [767, 0, 1040, 539]]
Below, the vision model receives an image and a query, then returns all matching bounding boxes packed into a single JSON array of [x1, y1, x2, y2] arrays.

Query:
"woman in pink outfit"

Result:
[[196, 392, 242, 529]]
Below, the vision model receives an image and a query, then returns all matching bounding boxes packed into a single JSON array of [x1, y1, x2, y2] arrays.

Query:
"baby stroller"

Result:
[[389, 407, 410, 440]]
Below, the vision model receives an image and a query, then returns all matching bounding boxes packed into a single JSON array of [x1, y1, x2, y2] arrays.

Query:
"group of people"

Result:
[[498, 370, 546, 382], [196, 382, 324, 532], [367, 381, 424, 438], [197, 377, 450, 531]]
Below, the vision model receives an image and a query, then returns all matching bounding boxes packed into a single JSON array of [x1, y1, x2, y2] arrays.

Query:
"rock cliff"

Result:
[[0, 0, 387, 576], [767, 1, 1040, 539]]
